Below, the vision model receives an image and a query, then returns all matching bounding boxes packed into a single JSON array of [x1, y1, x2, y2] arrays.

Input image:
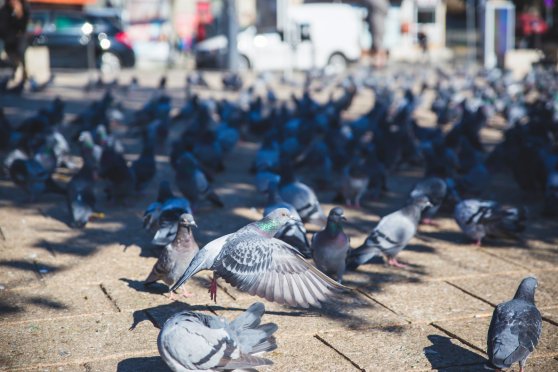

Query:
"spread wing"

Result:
[[214, 235, 346, 308]]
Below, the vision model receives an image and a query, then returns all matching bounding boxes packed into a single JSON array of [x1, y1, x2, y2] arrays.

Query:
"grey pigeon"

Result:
[[409, 177, 447, 226], [66, 162, 101, 228], [280, 180, 327, 227], [347, 196, 432, 269], [145, 214, 199, 299], [486, 277, 542, 372], [454, 199, 527, 246], [158, 302, 277, 371], [175, 152, 224, 208], [264, 181, 311, 258], [312, 207, 350, 283], [341, 158, 370, 208], [279, 160, 327, 226], [170, 208, 345, 308]]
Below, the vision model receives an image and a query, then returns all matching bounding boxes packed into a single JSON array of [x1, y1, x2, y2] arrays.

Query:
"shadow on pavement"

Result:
[[117, 356, 169, 372], [424, 334, 486, 370]]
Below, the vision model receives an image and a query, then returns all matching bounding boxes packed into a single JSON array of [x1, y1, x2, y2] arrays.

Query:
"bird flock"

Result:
[[1, 64, 556, 371]]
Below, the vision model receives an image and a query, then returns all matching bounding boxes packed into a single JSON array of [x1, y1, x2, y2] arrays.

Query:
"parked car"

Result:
[[27, 9, 135, 73]]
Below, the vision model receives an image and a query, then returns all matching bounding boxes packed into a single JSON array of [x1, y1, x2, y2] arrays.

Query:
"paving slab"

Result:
[[267, 334, 358, 372], [364, 281, 493, 323], [0, 312, 158, 370], [317, 324, 486, 370], [203, 282, 409, 333], [433, 316, 558, 359], [0, 283, 114, 323], [448, 270, 558, 309]]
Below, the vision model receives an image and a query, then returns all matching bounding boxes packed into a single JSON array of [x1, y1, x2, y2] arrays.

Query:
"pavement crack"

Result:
[[444, 280, 497, 307], [314, 334, 365, 371], [478, 248, 531, 270], [99, 283, 121, 312], [355, 288, 408, 320], [542, 315, 558, 327], [429, 323, 487, 355]]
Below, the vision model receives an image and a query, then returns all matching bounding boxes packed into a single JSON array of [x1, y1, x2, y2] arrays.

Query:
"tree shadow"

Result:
[[423, 335, 486, 370], [116, 356, 169, 372]]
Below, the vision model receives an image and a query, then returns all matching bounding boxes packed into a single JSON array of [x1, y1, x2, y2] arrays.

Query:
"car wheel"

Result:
[[237, 55, 251, 71], [326, 53, 348, 74], [100, 52, 121, 77]]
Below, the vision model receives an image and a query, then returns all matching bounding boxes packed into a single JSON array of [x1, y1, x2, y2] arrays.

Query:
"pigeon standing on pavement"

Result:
[[171, 208, 346, 308], [312, 207, 350, 283], [347, 196, 432, 269], [341, 157, 370, 208], [131, 140, 156, 191], [264, 181, 311, 258], [409, 177, 448, 225], [66, 162, 101, 228], [9, 158, 65, 201], [454, 199, 527, 246], [486, 277, 542, 372], [158, 302, 277, 371], [145, 214, 199, 299], [279, 162, 327, 226], [175, 152, 224, 208]]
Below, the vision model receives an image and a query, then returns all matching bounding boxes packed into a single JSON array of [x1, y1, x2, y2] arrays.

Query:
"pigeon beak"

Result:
[[191, 221, 198, 228], [169, 256, 204, 293], [341, 215, 347, 222], [289, 214, 296, 220]]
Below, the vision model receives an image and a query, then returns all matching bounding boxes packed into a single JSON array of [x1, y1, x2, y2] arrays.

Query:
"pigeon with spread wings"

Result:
[[171, 208, 346, 308]]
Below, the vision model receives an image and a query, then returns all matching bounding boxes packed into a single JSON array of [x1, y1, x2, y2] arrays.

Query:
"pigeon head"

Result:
[[411, 195, 433, 211], [257, 208, 295, 235], [179, 213, 197, 228], [328, 207, 347, 223], [514, 276, 538, 303]]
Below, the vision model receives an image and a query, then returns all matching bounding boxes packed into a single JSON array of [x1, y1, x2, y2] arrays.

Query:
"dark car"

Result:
[[27, 9, 135, 72]]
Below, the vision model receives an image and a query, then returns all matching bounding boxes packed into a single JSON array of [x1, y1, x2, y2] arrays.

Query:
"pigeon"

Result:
[[147, 181, 194, 247], [312, 207, 350, 283], [264, 181, 311, 258], [279, 162, 327, 226], [170, 208, 346, 308], [158, 302, 277, 371], [409, 177, 447, 226], [347, 196, 433, 269], [142, 180, 174, 231], [486, 277, 542, 372], [341, 157, 370, 208], [175, 152, 224, 208], [145, 214, 199, 299], [131, 140, 156, 191], [66, 162, 101, 228], [454, 199, 527, 246], [9, 158, 65, 201], [99, 147, 135, 203]]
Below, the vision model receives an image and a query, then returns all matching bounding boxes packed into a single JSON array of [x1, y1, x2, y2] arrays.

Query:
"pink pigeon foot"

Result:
[[165, 291, 179, 301], [475, 239, 482, 247], [208, 275, 218, 303], [421, 218, 439, 227], [387, 257, 408, 268]]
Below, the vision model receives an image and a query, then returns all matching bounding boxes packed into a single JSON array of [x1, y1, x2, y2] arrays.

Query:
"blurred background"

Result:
[[0, 0, 557, 88]]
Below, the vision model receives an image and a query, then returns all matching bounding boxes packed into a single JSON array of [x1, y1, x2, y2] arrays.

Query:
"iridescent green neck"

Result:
[[256, 217, 283, 236], [326, 220, 343, 235]]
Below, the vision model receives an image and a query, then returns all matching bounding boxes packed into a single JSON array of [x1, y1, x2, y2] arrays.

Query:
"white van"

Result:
[[194, 3, 367, 73]]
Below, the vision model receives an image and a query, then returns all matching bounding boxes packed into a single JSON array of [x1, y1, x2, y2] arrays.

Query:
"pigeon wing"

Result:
[[215, 236, 345, 308]]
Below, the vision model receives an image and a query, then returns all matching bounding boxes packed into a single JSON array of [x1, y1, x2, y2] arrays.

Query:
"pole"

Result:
[[225, 0, 239, 71], [466, 0, 477, 67]]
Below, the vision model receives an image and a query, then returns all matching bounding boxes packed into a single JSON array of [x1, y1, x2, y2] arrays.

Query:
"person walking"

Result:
[[0, 0, 30, 88], [364, 0, 389, 67]]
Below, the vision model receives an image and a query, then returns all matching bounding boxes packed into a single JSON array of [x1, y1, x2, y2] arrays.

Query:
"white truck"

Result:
[[194, 3, 367, 73]]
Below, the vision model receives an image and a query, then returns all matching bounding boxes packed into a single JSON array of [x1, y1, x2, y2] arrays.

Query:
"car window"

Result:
[[87, 16, 121, 33], [53, 14, 85, 32], [28, 12, 49, 34]]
